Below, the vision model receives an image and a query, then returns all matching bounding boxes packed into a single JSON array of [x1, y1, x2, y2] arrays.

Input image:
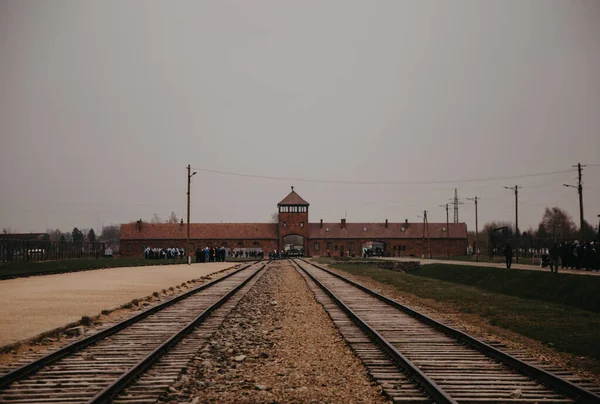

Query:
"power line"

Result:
[[191, 167, 576, 186]]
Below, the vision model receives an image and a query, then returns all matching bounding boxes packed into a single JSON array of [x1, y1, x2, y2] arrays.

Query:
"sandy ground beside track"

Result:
[[0, 262, 234, 347]]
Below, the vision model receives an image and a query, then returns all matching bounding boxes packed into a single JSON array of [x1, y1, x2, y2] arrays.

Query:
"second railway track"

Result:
[[0, 261, 268, 404], [293, 258, 600, 404]]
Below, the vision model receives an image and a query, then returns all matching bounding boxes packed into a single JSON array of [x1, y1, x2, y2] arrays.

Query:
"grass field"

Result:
[[0, 257, 188, 278], [329, 262, 600, 365], [414, 264, 600, 313]]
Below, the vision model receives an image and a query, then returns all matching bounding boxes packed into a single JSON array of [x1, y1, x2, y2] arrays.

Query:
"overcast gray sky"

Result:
[[1, 0, 599, 234]]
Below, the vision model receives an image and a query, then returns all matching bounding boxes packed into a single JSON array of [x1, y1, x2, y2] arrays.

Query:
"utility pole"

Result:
[[466, 197, 480, 261], [420, 210, 431, 258], [186, 165, 197, 265], [439, 203, 450, 258], [564, 163, 585, 240], [504, 185, 521, 263]]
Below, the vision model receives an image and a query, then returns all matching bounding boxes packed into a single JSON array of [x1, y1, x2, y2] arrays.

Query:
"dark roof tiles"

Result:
[[121, 223, 278, 240], [277, 190, 309, 206]]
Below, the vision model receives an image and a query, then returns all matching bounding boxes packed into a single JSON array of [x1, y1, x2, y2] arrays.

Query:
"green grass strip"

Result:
[[413, 264, 600, 313]]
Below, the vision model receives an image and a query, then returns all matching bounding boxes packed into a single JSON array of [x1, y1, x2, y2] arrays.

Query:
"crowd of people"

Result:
[[554, 240, 600, 271], [194, 247, 265, 262], [144, 247, 185, 259], [503, 240, 600, 272]]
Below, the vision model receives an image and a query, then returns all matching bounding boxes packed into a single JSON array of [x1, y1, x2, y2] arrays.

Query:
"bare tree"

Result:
[[100, 225, 120, 243], [151, 214, 161, 224], [269, 211, 279, 223], [167, 211, 178, 224], [46, 228, 62, 241], [538, 207, 577, 241]]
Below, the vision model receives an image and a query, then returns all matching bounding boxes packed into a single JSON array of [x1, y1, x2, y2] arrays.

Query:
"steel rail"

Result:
[[89, 262, 266, 403], [299, 258, 600, 404], [293, 259, 456, 404], [0, 261, 260, 390]]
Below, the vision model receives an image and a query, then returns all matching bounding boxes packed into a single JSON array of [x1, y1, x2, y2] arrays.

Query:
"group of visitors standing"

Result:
[[503, 240, 600, 273], [144, 247, 184, 259], [195, 247, 226, 263], [555, 240, 600, 271]]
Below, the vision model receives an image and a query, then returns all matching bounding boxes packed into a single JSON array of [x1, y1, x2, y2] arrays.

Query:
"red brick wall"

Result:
[[278, 211, 309, 251], [307, 238, 467, 257]]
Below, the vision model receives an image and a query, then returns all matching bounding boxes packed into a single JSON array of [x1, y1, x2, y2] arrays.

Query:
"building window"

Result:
[[393, 245, 397, 250], [125, 244, 132, 252], [223, 241, 228, 247], [327, 242, 332, 250], [334, 245, 338, 251], [238, 241, 243, 246], [300, 222, 304, 228], [348, 242, 354, 250], [253, 242, 259, 247], [283, 222, 287, 228], [313, 242, 320, 251]]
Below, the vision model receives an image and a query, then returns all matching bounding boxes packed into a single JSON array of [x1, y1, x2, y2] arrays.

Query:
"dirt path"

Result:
[[379, 256, 600, 276], [0, 262, 234, 346], [162, 260, 388, 403]]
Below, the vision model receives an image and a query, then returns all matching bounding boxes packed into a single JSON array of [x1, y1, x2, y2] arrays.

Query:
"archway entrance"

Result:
[[282, 234, 304, 257], [362, 241, 386, 257]]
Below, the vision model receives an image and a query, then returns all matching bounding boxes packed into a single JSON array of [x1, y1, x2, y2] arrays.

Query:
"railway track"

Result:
[[293, 259, 600, 404], [0, 261, 268, 404]]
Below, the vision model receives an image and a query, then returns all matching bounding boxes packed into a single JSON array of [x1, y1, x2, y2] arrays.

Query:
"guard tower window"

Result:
[[283, 222, 287, 228], [300, 222, 304, 228]]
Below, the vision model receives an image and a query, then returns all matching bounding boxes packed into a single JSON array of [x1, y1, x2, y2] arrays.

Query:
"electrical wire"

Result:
[[190, 167, 577, 186]]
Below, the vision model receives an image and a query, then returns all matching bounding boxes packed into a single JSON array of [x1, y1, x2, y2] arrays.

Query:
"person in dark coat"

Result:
[[195, 248, 201, 263], [503, 242, 513, 269]]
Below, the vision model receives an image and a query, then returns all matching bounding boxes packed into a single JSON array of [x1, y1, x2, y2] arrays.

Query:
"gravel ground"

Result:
[[161, 261, 388, 403], [0, 262, 234, 346]]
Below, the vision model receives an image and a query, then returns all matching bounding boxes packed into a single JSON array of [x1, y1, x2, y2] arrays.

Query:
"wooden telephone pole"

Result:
[[466, 197, 480, 261], [504, 185, 521, 263], [564, 163, 585, 239], [186, 165, 197, 265], [421, 210, 431, 258]]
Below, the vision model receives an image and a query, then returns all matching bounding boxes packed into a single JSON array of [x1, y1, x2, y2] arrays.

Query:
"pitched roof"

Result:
[[121, 223, 278, 240], [278, 189, 309, 206], [308, 222, 467, 239]]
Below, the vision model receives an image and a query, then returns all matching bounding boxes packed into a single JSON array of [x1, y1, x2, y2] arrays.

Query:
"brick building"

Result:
[[120, 188, 467, 257]]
